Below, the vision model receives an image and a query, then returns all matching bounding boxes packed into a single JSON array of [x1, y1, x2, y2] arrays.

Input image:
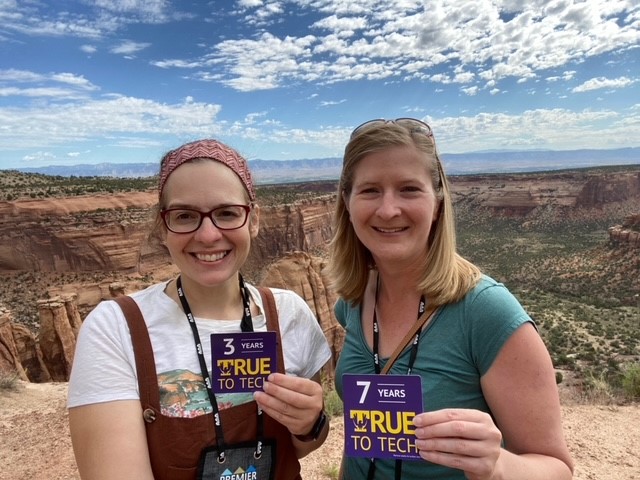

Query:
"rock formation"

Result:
[[0, 192, 159, 271], [37, 295, 82, 381], [0, 304, 50, 382], [258, 251, 343, 382], [2, 170, 639, 275], [2, 167, 640, 382], [0, 305, 29, 380], [245, 196, 336, 275], [2, 252, 344, 384], [451, 169, 640, 215], [609, 214, 640, 247]]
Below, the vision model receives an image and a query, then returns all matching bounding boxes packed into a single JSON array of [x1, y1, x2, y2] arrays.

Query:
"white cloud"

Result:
[[0, 87, 87, 98], [93, 0, 169, 20], [572, 76, 636, 93], [319, 99, 346, 106], [237, 0, 264, 7], [151, 59, 202, 69], [434, 108, 630, 152], [203, 32, 317, 91], [51, 73, 99, 90], [22, 151, 57, 163], [4, 0, 638, 95], [462, 86, 479, 96], [312, 15, 368, 36], [0, 0, 171, 41], [0, 69, 100, 99], [0, 69, 43, 82], [0, 0, 639, 162], [110, 40, 151, 55], [184, 0, 639, 92], [0, 96, 223, 148]]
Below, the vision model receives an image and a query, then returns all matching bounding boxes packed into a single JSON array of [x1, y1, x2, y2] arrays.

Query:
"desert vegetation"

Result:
[[0, 170, 337, 205], [0, 170, 157, 201], [1, 169, 638, 402], [454, 204, 639, 402]]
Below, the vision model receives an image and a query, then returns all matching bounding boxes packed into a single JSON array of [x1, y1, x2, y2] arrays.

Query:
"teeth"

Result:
[[376, 227, 405, 233], [195, 252, 226, 262]]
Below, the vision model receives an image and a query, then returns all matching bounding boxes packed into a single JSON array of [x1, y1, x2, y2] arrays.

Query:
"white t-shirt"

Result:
[[68, 281, 331, 417]]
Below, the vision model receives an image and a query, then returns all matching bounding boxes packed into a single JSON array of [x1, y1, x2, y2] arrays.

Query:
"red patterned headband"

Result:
[[158, 139, 256, 201]]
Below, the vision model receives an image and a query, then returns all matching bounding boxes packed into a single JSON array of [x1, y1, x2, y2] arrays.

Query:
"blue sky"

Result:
[[0, 0, 639, 169]]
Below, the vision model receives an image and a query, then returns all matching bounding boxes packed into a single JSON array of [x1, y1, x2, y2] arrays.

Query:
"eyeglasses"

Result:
[[350, 118, 433, 139], [161, 204, 252, 233]]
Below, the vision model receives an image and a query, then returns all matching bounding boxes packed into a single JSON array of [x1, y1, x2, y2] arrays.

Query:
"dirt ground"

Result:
[[0, 381, 639, 480]]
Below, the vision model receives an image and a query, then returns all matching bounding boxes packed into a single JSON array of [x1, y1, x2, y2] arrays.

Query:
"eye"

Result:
[[172, 210, 199, 222], [356, 186, 379, 195], [401, 185, 422, 193], [215, 206, 244, 219]]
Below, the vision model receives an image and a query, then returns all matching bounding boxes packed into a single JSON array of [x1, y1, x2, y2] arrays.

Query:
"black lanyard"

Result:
[[176, 274, 264, 462], [372, 279, 426, 374], [369, 277, 426, 480]]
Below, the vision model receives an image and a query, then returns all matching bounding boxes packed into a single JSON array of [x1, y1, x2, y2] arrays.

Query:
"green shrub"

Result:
[[323, 464, 340, 480], [622, 363, 640, 400], [582, 369, 614, 404], [324, 386, 344, 418], [0, 370, 19, 391]]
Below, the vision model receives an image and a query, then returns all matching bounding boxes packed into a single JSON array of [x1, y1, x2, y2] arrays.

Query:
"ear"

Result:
[[249, 204, 260, 238], [342, 190, 350, 213], [433, 199, 442, 223]]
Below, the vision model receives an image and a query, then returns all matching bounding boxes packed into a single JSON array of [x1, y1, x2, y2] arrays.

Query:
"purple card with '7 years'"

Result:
[[210, 331, 277, 394], [342, 373, 423, 460]]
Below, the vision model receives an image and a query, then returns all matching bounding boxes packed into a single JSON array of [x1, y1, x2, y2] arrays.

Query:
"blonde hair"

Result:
[[326, 121, 481, 306]]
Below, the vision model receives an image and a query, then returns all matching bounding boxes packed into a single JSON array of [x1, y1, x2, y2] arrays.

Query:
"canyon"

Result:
[[2, 168, 638, 274], [0, 166, 639, 382]]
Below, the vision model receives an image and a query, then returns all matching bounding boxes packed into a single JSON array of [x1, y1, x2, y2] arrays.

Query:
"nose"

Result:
[[193, 216, 223, 241], [376, 192, 401, 219]]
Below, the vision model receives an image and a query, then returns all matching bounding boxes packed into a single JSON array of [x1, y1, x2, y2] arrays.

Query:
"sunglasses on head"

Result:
[[350, 117, 433, 139]]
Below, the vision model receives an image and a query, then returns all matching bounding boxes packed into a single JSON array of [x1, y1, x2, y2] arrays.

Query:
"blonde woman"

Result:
[[327, 119, 573, 480]]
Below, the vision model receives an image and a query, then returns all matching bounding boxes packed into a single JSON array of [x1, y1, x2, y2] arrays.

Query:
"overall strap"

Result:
[[258, 287, 286, 374], [113, 296, 161, 410]]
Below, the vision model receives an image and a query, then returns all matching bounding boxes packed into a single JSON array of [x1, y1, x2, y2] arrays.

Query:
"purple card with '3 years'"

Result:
[[210, 331, 277, 394], [342, 373, 423, 460]]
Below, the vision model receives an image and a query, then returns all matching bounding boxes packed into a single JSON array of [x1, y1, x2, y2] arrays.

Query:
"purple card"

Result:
[[342, 374, 423, 460], [210, 331, 277, 393]]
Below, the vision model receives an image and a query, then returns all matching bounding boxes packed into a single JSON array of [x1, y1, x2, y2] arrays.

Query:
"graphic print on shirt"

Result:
[[158, 369, 254, 417]]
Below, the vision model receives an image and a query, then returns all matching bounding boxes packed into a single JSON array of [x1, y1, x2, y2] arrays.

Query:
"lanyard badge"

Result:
[[176, 275, 277, 480]]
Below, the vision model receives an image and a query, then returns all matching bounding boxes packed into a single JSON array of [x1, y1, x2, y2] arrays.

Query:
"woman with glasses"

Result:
[[68, 139, 331, 480], [327, 119, 573, 479]]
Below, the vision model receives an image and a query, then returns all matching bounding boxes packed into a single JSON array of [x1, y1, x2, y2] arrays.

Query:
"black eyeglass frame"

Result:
[[160, 204, 253, 234], [350, 117, 434, 139]]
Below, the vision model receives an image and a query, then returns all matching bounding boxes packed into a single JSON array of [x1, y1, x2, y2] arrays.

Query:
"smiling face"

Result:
[[344, 144, 440, 273], [161, 159, 259, 294]]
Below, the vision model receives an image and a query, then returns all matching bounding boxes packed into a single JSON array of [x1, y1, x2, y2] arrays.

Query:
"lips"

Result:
[[373, 226, 407, 233], [193, 251, 228, 262]]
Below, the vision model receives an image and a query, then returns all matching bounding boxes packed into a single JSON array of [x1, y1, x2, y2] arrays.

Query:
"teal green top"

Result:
[[335, 275, 533, 479]]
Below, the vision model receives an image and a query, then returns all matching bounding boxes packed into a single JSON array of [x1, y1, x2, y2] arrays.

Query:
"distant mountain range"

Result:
[[10, 147, 640, 183]]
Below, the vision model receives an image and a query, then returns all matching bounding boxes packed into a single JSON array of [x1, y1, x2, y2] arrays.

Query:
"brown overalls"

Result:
[[115, 288, 302, 480]]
